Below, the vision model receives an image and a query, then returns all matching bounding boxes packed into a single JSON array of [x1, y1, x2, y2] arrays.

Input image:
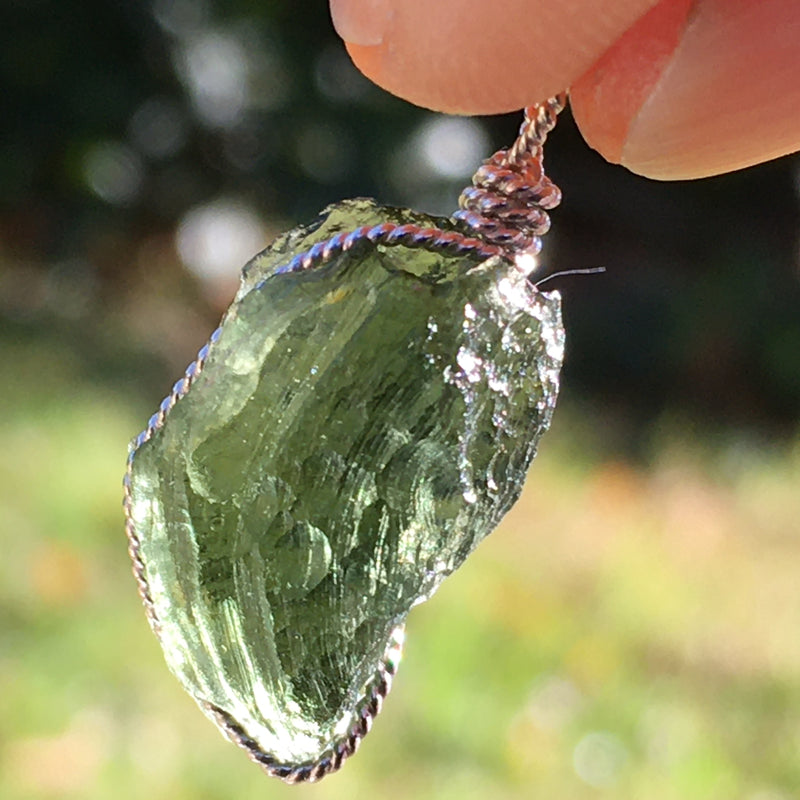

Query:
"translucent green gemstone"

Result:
[[127, 199, 564, 774]]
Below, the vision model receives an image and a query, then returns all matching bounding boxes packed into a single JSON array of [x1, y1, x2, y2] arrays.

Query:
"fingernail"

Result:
[[330, 0, 391, 47], [622, 0, 800, 179], [570, 0, 694, 173]]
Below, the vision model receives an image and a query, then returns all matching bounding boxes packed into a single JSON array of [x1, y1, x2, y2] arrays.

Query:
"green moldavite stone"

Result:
[[128, 199, 564, 770]]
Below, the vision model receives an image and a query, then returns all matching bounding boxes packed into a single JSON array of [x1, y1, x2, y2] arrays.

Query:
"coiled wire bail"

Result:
[[452, 92, 568, 257]]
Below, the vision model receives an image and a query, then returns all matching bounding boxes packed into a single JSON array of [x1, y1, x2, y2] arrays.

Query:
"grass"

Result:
[[2, 337, 800, 800]]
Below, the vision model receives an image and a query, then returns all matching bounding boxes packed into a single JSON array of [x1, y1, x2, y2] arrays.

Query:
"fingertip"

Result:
[[330, 0, 391, 46], [344, 42, 383, 84], [336, 0, 660, 115], [570, 0, 694, 170], [573, 0, 800, 180]]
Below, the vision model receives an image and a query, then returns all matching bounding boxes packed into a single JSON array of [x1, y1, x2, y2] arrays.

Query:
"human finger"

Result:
[[330, 0, 659, 114], [571, 0, 800, 179]]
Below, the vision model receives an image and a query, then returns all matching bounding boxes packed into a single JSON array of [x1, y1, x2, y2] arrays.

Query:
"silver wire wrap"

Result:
[[453, 93, 567, 256], [125, 98, 569, 785]]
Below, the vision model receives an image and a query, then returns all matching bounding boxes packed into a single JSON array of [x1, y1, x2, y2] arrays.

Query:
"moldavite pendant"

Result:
[[124, 96, 567, 782]]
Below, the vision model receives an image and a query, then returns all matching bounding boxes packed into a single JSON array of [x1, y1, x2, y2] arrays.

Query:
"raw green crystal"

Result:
[[127, 199, 564, 769]]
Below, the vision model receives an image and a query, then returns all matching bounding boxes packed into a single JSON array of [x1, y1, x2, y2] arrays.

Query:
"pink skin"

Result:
[[330, 0, 800, 179]]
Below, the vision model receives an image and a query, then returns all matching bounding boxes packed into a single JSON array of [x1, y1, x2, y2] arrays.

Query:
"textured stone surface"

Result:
[[128, 199, 564, 767]]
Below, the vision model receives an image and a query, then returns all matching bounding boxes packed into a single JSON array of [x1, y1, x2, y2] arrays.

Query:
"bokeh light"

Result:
[[176, 198, 266, 301], [83, 142, 144, 206]]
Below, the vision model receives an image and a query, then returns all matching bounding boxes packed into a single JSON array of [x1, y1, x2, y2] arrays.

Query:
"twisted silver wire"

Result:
[[453, 93, 567, 256]]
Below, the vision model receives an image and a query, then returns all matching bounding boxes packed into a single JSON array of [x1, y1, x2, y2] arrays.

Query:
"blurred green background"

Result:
[[2, 2, 800, 799]]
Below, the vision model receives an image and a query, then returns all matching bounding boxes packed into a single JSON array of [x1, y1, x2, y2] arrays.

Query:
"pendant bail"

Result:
[[452, 93, 567, 257]]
